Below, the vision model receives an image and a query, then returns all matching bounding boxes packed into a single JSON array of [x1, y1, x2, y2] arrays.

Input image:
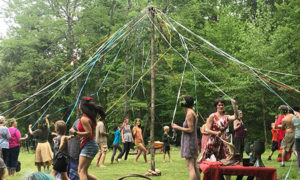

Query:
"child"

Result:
[[268, 123, 279, 160], [51, 120, 70, 180], [110, 126, 123, 164], [162, 126, 172, 163]]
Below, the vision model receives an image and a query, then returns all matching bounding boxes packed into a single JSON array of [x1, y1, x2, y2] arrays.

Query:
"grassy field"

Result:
[[6, 147, 300, 180]]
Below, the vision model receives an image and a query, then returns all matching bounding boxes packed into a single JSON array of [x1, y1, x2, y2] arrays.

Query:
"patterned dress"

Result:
[[199, 114, 230, 162]]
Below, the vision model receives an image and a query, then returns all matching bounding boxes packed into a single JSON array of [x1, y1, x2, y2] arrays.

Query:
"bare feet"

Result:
[[134, 160, 137, 164], [96, 164, 99, 167], [169, 160, 172, 163], [110, 161, 113, 164], [100, 165, 106, 168], [145, 161, 150, 163], [115, 158, 119, 163], [163, 160, 166, 163]]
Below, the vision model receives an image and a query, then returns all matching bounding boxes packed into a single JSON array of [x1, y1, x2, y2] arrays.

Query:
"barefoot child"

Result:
[[51, 120, 71, 180], [268, 123, 279, 160], [162, 126, 172, 162]]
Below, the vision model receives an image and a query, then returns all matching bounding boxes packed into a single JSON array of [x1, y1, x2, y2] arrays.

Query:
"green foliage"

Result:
[[0, 0, 299, 146]]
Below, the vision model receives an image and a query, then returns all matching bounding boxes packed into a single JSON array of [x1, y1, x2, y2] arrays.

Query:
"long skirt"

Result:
[[35, 142, 53, 166], [68, 158, 79, 180], [199, 133, 230, 162]]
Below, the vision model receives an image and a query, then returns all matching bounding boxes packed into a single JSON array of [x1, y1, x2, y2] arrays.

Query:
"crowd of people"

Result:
[[268, 105, 300, 169], [0, 94, 300, 180], [173, 95, 300, 180]]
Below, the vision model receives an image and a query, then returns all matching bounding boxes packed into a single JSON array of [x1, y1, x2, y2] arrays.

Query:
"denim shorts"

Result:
[[80, 139, 99, 159]]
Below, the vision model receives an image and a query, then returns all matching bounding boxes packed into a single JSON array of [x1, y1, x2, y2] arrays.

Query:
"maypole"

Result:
[[149, 6, 156, 172]]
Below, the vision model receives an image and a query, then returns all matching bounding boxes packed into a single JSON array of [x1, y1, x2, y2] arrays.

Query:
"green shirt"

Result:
[[162, 133, 170, 147]]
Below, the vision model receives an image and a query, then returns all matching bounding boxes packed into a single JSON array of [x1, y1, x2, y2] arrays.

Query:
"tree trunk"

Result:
[[124, 51, 129, 118], [123, 0, 131, 118], [110, 0, 116, 26], [143, 102, 150, 138], [127, 0, 131, 16], [149, 7, 156, 171], [66, 1, 80, 119], [163, 0, 168, 13], [262, 92, 268, 145]]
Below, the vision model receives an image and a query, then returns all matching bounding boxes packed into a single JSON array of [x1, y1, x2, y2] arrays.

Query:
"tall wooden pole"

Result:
[[149, 7, 156, 171], [123, 0, 131, 119]]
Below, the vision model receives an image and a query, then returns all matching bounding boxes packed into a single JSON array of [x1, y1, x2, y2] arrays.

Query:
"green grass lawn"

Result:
[[6, 147, 300, 180]]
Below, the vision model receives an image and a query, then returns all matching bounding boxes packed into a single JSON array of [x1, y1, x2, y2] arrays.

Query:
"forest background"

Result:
[[0, 0, 299, 146]]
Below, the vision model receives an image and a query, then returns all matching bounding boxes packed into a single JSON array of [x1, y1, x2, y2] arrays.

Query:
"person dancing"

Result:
[[233, 110, 247, 161], [28, 115, 53, 172], [69, 96, 106, 180], [67, 118, 81, 180], [172, 95, 200, 180], [292, 107, 300, 172], [133, 118, 148, 163], [199, 97, 238, 162], [51, 120, 70, 180], [0, 116, 10, 180], [110, 126, 123, 164], [121, 117, 133, 160], [7, 119, 28, 176]]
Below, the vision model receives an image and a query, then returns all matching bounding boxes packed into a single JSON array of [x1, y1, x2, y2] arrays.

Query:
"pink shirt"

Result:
[[8, 128, 21, 148]]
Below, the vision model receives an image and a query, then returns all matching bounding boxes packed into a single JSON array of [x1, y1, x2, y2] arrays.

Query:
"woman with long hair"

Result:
[[172, 95, 200, 180], [133, 118, 148, 163], [69, 96, 106, 180], [233, 110, 247, 161], [121, 117, 133, 160], [28, 115, 53, 172]]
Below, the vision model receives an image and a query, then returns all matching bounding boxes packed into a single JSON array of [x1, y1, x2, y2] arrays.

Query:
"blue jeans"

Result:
[[6, 146, 20, 169], [111, 143, 123, 162]]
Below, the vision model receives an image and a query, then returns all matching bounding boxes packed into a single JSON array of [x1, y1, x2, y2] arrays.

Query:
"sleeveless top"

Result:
[[234, 121, 245, 138], [123, 125, 132, 142], [54, 136, 69, 158], [180, 113, 198, 159], [133, 126, 143, 144], [213, 114, 228, 132], [78, 115, 96, 149], [199, 114, 230, 162]]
